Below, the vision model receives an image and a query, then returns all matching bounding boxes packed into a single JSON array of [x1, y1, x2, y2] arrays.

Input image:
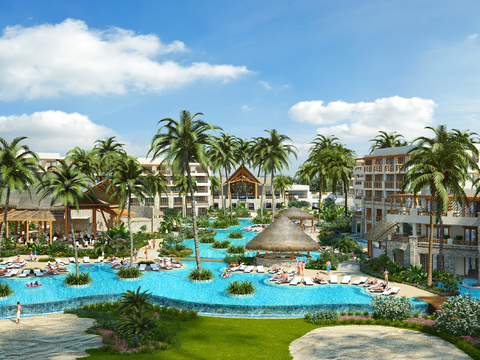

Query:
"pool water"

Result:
[[460, 280, 480, 299], [0, 218, 428, 318]]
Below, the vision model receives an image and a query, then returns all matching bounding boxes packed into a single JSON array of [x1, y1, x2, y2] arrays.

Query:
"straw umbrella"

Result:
[[274, 206, 315, 228], [245, 214, 320, 259]]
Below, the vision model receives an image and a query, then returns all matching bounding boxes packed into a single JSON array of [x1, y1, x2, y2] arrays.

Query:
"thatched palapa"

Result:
[[274, 206, 315, 221], [245, 214, 320, 252]]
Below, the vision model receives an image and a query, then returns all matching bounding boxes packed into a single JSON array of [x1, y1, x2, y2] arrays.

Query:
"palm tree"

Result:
[[260, 130, 297, 221], [403, 125, 478, 285], [66, 147, 98, 179], [94, 136, 126, 179], [273, 175, 292, 205], [215, 133, 238, 221], [145, 172, 168, 232], [107, 156, 152, 267], [36, 160, 95, 276], [207, 142, 226, 211], [369, 131, 407, 154], [0, 137, 40, 243], [235, 138, 252, 167], [209, 176, 221, 208], [175, 173, 197, 216], [148, 110, 221, 271], [251, 137, 269, 219]]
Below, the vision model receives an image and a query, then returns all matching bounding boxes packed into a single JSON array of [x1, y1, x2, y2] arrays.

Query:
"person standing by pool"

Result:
[[144, 249, 148, 259], [33, 250, 37, 262], [351, 251, 355, 264], [16, 302, 22, 324], [297, 259, 301, 275], [134, 248, 138, 262], [326, 260, 331, 275], [153, 239, 156, 249], [383, 267, 389, 283], [301, 259, 305, 276], [29, 250, 33, 262]]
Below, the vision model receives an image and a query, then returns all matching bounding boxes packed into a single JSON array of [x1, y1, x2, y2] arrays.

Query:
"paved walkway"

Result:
[[290, 325, 471, 359], [0, 313, 102, 360]]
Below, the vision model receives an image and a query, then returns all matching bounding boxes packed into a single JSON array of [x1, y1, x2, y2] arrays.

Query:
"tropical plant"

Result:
[[371, 295, 413, 321], [435, 294, 480, 336], [187, 268, 214, 281], [403, 125, 479, 285], [400, 264, 425, 283], [199, 236, 215, 243], [145, 172, 168, 231], [227, 231, 244, 239], [338, 234, 358, 254], [0, 136, 40, 243], [118, 286, 153, 315], [36, 160, 95, 276], [170, 210, 186, 231], [273, 175, 292, 205], [118, 305, 157, 340], [63, 272, 92, 286], [159, 216, 175, 234], [116, 267, 142, 279], [94, 242, 113, 257], [0, 282, 14, 297], [209, 175, 221, 207], [318, 234, 342, 255], [369, 131, 408, 154], [225, 280, 256, 295], [226, 244, 246, 255], [211, 240, 231, 249], [93, 136, 126, 179], [66, 146, 99, 179], [106, 156, 153, 268], [149, 110, 221, 271]]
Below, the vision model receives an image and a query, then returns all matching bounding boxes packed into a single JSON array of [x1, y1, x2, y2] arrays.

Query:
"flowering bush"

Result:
[[403, 317, 435, 327], [338, 315, 373, 321], [371, 295, 413, 321], [89, 328, 165, 354], [435, 294, 480, 336], [460, 335, 480, 346]]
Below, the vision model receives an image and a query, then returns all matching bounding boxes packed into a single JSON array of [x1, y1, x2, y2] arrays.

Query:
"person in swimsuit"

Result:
[[301, 259, 305, 276], [297, 260, 301, 275], [16, 302, 22, 324], [134, 248, 138, 262], [326, 260, 331, 275], [383, 268, 389, 283]]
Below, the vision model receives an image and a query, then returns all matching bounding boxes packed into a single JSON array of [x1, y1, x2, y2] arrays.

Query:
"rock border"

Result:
[[0, 295, 12, 300], [189, 279, 214, 282], [117, 277, 142, 281], [65, 283, 92, 288]]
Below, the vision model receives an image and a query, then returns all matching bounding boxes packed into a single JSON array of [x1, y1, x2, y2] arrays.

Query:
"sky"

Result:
[[0, 1, 479, 174]]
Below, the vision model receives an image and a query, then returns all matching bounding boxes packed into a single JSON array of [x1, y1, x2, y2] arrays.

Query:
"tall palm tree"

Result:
[[148, 110, 221, 271], [66, 147, 98, 179], [106, 156, 152, 267], [145, 172, 168, 232], [369, 131, 408, 154], [206, 142, 226, 211], [94, 136, 126, 179], [0, 137, 40, 243], [175, 173, 197, 216], [260, 130, 297, 221], [403, 125, 478, 285], [235, 138, 252, 167], [209, 176, 221, 208], [251, 137, 268, 219], [273, 175, 292, 205], [215, 133, 238, 221], [36, 160, 95, 276]]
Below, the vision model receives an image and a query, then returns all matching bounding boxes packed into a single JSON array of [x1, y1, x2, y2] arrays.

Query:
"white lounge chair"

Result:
[[257, 266, 265, 273], [0, 258, 13, 265], [341, 276, 351, 284], [238, 264, 247, 272], [268, 267, 283, 274], [289, 276, 302, 286], [150, 264, 159, 271], [33, 269, 44, 277], [330, 275, 338, 284], [352, 277, 368, 285], [68, 258, 75, 263], [365, 280, 383, 288], [4, 269, 19, 277], [55, 259, 67, 265], [139, 264, 147, 271], [382, 287, 400, 296], [83, 256, 90, 263], [304, 277, 314, 286], [94, 257, 104, 263], [244, 266, 254, 273], [369, 284, 390, 293], [18, 269, 31, 278]]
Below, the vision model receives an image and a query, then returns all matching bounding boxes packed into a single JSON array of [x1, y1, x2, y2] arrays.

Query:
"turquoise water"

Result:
[[0, 218, 428, 317], [461, 280, 480, 298]]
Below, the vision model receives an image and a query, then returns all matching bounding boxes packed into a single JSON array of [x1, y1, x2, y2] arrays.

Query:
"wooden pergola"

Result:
[[225, 165, 261, 199]]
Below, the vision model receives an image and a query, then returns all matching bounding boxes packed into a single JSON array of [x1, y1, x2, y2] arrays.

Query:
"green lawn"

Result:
[[80, 316, 317, 360]]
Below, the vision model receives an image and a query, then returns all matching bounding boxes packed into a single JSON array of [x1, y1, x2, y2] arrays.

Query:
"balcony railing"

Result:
[[396, 164, 404, 171], [396, 182, 403, 189], [391, 235, 409, 242], [366, 215, 372, 221], [385, 181, 394, 189], [355, 195, 362, 200], [376, 216, 383, 221], [364, 166, 372, 172], [453, 212, 477, 218], [173, 201, 183, 206], [454, 240, 479, 246], [389, 209, 410, 215], [374, 182, 382, 188], [374, 197, 383, 203], [374, 165, 383, 172], [196, 200, 209, 204], [364, 181, 372, 188], [364, 197, 372, 202], [355, 166, 363, 171], [385, 164, 394, 172]]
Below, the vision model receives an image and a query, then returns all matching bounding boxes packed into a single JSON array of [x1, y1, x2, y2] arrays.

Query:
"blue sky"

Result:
[[0, 1, 479, 174]]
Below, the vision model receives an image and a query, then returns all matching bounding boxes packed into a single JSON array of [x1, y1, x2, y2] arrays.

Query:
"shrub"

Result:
[[251, 216, 271, 224], [226, 244, 246, 255], [223, 255, 254, 265], [199, 236, 215, 244], [63, 272, 93, 286], [211, 240, 230, 249], [187, 268, 214, 281], [225, 280, 256, 295], [116, 267, 142, 279], [227, 231, 244, 239], [179, 227, 195, 239], [305, 311, 337, 324], [371, 295, 413, 321], [435, 294, 480, 336], [196, 219, 211, 228], [0, 283, 14, 297]]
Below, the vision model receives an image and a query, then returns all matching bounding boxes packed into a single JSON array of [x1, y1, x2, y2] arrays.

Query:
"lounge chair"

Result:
[[237, 264, 247, 272], [268, 267, 283, 274], [276, 277, 292, 284], [369, 285, 391, 293], [56, 259, 67, 265], [83, 256, 90, 263], [139, 264, 147, 271], [382, 287, 400, 296], [314, 278, 328, 285], [330, 275, 338, 284], [341, 276, 351, 284], [68, 258, 75, 263], [33, 269, 44, 277], [303, 277, 314, 286], [244, 266, 254, 273], [0, 258, 13, 265], [289, 276, 302, 286], [287, 269, 296, 275], [94, 257, 104, 263], [132, 263, 139, 268], [150, 264, 159, 271], [256, 266, 265, 273], [4, 269, 19, 277], [365, 280, 383, 288], [352, 277, 368, 285], [19, 270, 31, 278]]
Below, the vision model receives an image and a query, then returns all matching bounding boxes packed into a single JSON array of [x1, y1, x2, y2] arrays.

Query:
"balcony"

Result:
[[396, 182, 403, 189], [385, 164, 394, 172], [364, 181, 372, 188], [373, 182, 382, 188], [453, 212, 477, 218], [391, 235, 409, 242], [374, 165, 383, 172], [376, 216, 383, 221], [417, 238, 478, 247], [364, 166, 372, 172], [396, 164, 404, 171], [366, 215, 372, 221], [173, 201, 183, 206], [387, 208, 479, 227], [196, 200, 209, 204], [355, 181, 362, 186], [374, 197, 383, 204], [389, 209, 410, 215], [355, 166, 363, 171], [385, 181, 394, 189], [355, 195, 362, 200], [364, 197, 372, 202]]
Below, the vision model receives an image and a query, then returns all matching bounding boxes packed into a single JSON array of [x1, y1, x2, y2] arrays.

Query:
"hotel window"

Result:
[[130, 198, 139, 206], [145, 198, 154, 206], [396, 175, 404, 181], [397, 158, 405, 164], [374, 159, 383, 165], [386, 158, 394, 164], [160, 198, 168, 205], [365, 175, 372, 181], [473, 153, 479, 163], [365, 160, 372, 166], [386, 175, 394, 181], [375, 175, 382, 181], [375, 191, 382, 198], [465, 228, 477, 242], [365, 191, 372, 197]]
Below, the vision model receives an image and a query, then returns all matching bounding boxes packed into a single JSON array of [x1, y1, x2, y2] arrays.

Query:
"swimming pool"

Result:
[[0, 219, 428, 318]]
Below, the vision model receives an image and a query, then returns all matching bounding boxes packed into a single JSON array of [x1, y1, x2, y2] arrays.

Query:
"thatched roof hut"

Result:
[[274, 206, 315, 221], [245, 214, 320, 258]]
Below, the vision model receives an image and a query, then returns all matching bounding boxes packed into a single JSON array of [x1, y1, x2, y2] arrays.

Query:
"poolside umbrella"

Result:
[[245, 214, 320, 259], [273, 206, 315, 227]]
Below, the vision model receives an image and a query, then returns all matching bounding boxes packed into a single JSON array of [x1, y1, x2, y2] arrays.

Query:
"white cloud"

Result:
[[259, 80, 272, 90], [0, 111, 116, 153], [288, 96, 437, 141], [468, 34, 478, 40], [241, 105, 252, 112], [0, 19, 251, 100]]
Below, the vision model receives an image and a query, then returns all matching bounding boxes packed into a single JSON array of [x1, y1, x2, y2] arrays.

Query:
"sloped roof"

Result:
[[226, 165, 261, 185], [274, 206, 315, 221]]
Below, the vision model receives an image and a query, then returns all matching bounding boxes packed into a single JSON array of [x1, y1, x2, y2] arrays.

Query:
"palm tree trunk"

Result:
[[128, 192, 133, 267], [427, 192, 435, 286], [186, 158, 201, 271], [262, 172, 267, 219], [271, 171, 276, 221], [318, 179, 323, 223], [0, 187, 11, 250], [219, 172, 224, 213], [67, 204, 80, 276], [225, 168, 233, 222], [343, 177, 348, 217]]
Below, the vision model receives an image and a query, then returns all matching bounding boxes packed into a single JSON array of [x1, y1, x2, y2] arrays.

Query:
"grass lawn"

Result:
[[80, 316, 317, 360]]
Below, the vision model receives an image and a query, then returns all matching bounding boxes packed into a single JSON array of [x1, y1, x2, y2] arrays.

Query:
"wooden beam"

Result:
[[93, 209, 97, 237], [26, 220, 29, 243], [49, 221, 53, 245]]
